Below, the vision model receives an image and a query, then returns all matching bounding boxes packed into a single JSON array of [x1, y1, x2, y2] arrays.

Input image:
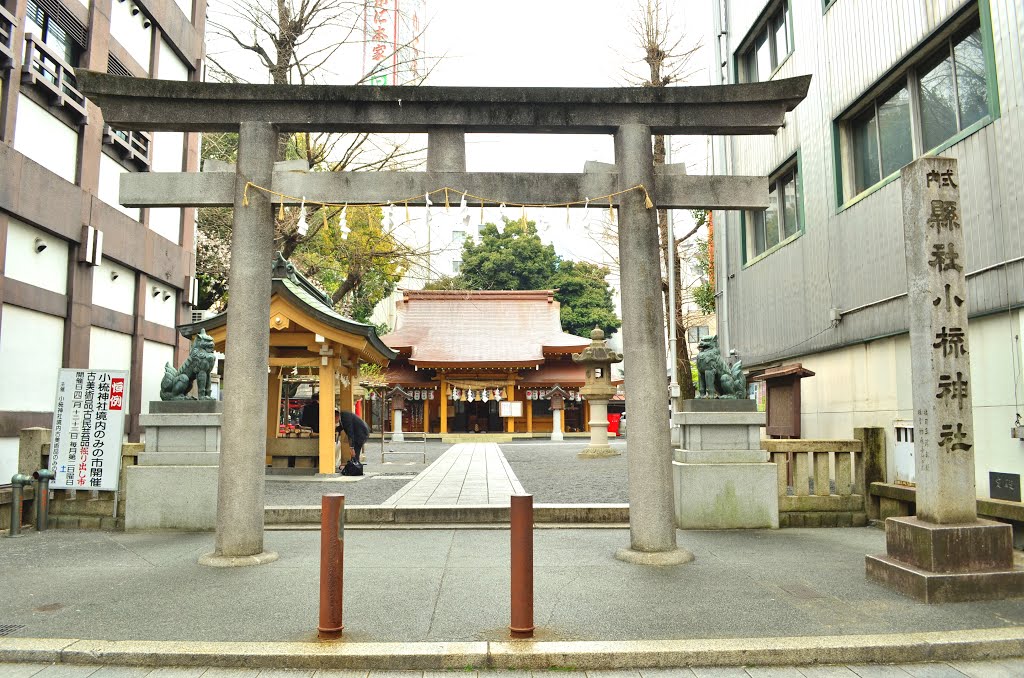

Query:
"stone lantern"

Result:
[[389, 386, 411, 442], [573, 327, 623, 458]]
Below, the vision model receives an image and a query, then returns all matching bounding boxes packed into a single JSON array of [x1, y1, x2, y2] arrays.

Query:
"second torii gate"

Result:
[[78, 72, 810, 566]]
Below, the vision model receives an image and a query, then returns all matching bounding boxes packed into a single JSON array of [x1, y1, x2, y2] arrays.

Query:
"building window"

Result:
[[745, 156, 801, 262], [452, 260, 461, 274], [452, 230, 466, 243], [737, 0, 793, 83], [840, 12, 993, 202], [687, 326, 710, 344], [25, 0, 82, 68]]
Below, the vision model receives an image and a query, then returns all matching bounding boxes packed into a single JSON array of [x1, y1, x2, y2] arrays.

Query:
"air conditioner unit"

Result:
[[190, 309, 215, 323]]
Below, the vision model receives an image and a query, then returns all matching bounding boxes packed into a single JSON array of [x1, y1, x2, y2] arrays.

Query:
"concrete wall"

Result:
[[0, 438, 18, 486], [91, 260, 136, 315], [13, 95, 78, 184], [141, 339, 174, 413], [144, 282, 177, 327], [4, 217, 69, 294], [109, 0, 153, 74], [89, 326, 132, 376], [98, 153, 141, 221], [797, 311, 1024, 500], [0, 305, 64, 412]]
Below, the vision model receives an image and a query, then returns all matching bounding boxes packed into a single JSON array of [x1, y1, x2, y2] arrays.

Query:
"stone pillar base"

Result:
[[866, 516, 1024, 603], [615, 546, 694, 566], [127, 403, 222, 531], [673, 462, 779, 529], [578, 445, 620, 458], [199, 550, 280, 568]]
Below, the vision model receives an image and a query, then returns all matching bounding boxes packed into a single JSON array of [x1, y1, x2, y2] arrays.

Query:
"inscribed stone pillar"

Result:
[[202, 122, 278, 567], [392, 393, 405, 442], [903, 157, 976, 524], [865, 157, 1024, 602], [613, 124, 691, 565]]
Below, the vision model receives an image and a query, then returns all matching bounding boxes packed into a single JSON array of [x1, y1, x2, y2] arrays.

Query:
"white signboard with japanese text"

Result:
[[49, 369, 128, 491], [363, 0, 426, 86], [499, 401, 523, 418]]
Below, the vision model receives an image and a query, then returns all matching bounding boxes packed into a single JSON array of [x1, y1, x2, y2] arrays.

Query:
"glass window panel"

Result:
[[755, 30, 771, 83], [782, 172, 799, 239], [772, 10, 789, 65], [954, 27, 989, 129], [749, 211, 766, 258], [742, 49, 757, 83], [918, 48, 958, 151], [765, 184, 780, 250], [877, 86, 913, 177], [852, 107, 880, 193]]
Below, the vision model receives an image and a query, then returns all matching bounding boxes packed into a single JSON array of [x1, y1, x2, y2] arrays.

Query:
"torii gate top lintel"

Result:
[[75, 70, 811, 135]]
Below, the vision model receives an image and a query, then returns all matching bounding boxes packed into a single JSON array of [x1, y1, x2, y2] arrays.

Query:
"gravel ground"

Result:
[[262, 437, 630, 506], [501, 440, 629, 503]]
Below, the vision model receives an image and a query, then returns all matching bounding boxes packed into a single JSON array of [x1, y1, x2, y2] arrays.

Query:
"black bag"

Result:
[[340, 458, 363, 476]]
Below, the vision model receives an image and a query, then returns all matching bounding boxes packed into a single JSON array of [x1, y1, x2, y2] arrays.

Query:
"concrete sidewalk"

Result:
[[1, 527, 1024, 668]]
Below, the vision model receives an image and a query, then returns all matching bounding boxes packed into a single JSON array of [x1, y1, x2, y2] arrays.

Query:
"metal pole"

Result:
[[318, 493, 345, 639], [32, 469, 54, 532], [6, 474, 32, 537], [509, 494, 534, 638]]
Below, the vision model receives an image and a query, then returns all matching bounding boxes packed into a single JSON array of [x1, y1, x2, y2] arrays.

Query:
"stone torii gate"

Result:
[[77, 72, 810, 566]]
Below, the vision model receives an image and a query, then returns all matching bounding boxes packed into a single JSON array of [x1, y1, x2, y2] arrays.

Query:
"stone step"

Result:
[[264, 503, 629, 525]]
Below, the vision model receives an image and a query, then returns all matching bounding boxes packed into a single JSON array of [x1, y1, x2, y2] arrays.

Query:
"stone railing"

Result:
[[762, 439, 867, 527]]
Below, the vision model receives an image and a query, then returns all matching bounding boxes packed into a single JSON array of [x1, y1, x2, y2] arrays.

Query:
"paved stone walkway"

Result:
[[380, 442, 524, 506], [1, 661, 1022, 677]]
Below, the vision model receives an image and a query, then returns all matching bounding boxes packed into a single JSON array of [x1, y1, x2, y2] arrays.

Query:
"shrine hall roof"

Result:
[[381, 290, 591, 368], [179, 254, 397, 362]]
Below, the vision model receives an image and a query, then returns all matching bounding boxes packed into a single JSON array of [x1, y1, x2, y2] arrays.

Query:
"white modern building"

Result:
[[710, 0, 1023, 497], [0, 0, 204, 480]]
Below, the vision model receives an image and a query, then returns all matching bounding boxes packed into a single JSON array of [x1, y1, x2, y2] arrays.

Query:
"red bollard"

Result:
[[318, 493, 345, 639], [509, 493, 535, 638]]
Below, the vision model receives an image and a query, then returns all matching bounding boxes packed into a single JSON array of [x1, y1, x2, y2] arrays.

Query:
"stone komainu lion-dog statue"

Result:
[[695, 335, 747, 399], [160, 329, 217, 401]]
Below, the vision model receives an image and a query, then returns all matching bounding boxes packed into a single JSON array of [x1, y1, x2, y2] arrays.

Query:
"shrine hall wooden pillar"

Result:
[[318, 357, 337, 474], [439, 375, 449, 434]]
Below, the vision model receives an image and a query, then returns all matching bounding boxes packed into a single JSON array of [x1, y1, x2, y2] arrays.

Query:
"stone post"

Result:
[[201, 122, 278, 568], [391, 392, 406, 442], [613, 124, 692, 565], [18, 428, 50, 477], [550, 407, 563, 442], [866, 157, 1023, 601]]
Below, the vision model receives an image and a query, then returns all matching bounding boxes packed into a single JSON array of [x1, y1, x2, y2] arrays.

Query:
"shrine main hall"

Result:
[[373, 289, 597, 436]]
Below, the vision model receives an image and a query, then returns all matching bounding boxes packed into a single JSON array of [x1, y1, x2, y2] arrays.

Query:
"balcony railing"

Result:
[[0, 4, 16, 73], [103, 125, 151, 168], [21, 33, 87, 123]]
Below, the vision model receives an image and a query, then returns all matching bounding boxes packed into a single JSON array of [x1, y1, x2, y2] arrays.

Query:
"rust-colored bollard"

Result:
[[509, 493, 535, 638], [318, 493, 345, 639]]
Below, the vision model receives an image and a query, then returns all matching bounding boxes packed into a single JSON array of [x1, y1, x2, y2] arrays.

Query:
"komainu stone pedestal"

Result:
[[672, 399, 779, 529], [126, 401, 222, 531], [865, 517, 1024, 603]]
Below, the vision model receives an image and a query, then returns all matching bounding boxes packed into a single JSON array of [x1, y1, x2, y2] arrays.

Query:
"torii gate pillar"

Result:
[[198, 122, 279, 568], [614, 124, 693, 565]]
